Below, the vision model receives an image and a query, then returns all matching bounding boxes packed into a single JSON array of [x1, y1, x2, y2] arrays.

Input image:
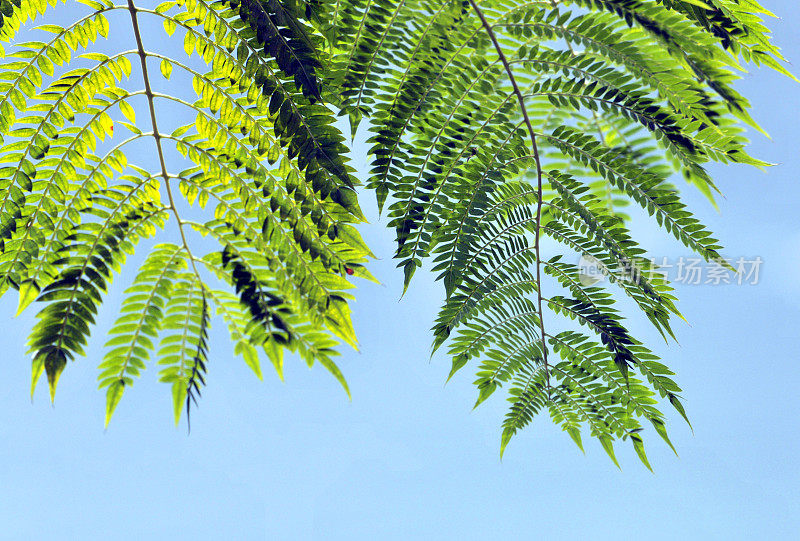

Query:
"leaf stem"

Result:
[[126, 0, 199, 277], [467, 0, 550, 396]]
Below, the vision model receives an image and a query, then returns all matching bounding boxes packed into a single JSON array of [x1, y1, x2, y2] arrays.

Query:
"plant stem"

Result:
[[126, 0, 199, 276], [467, 0, 550, 395]]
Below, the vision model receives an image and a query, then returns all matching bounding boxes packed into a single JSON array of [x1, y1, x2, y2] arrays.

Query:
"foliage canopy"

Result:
[[0, 0, 790, 466]]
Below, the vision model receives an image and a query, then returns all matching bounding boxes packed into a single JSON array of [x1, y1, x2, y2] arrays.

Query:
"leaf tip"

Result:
[[44, 352, 66, 405], [16, 280, 39, 317]]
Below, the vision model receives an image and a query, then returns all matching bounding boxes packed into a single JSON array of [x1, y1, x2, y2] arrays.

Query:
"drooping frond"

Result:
[[155, 262, 210, 427], [0, 0, 789, 466], [2, 0, 372, 425], [320, 0, 790, 465], [100, 243, 188, 425]]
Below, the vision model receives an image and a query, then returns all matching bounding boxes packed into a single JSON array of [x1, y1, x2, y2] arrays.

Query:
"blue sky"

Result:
[[1, 2, 799, 539]]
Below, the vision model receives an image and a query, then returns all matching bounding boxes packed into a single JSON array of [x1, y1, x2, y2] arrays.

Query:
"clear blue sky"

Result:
[[1, 2, 798, 539]]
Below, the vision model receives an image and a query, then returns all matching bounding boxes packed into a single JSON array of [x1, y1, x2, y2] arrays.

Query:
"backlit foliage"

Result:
[[0, 0, 372, 428], [0, 0, 789, 465]]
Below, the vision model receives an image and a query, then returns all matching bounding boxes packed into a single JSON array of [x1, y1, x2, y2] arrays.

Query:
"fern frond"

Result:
[[2, 0, 371, 424], [100, 243, 188, 425], [0, 0, 789, 466], [320, 0, 790, 465], [29, 197, 168, 402], [155, 266, 209, 426]]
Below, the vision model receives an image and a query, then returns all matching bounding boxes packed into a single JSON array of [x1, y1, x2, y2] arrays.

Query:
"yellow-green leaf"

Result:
[[631, 434, 653, 473], [160, 58, 172, 80], [31, 354, 45, 401], [599, 435, 621, 469], [16, 280, 39, 317], [119, 100, 135, 122], [104, 380, 125, 428], [37, 55, 54, 76], [171, 381, 187, 426], [163, 18, 177, 37], [264, 340, 283, 381], [236, 340, 262, 380], [99, 111, 114, 137], [318, 355, 350, 400]]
